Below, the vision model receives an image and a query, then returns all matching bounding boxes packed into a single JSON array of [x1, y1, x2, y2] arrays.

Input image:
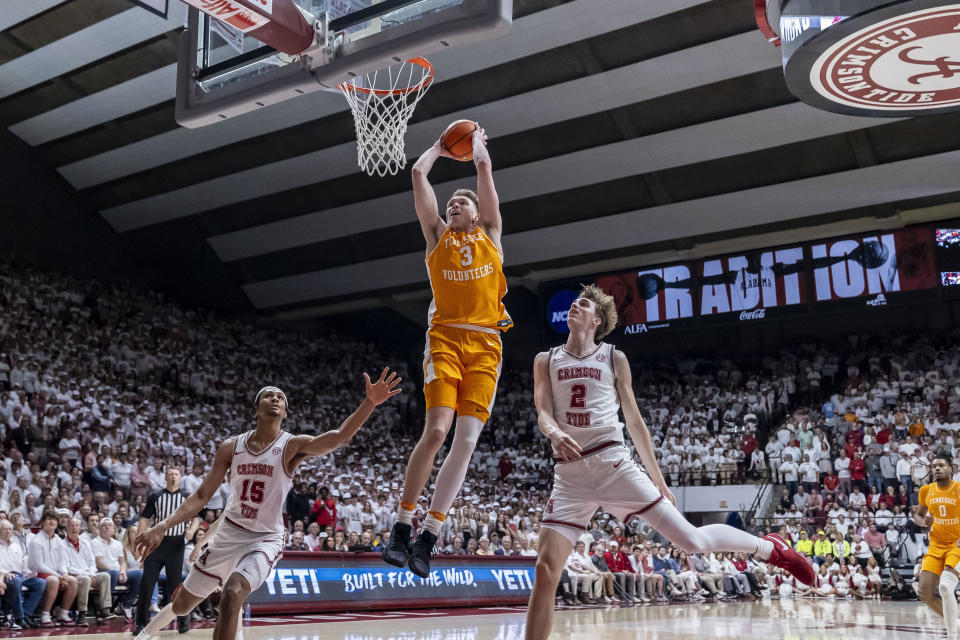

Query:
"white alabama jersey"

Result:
[[223, 430, 295, 534], [548, 342, 624, 450]]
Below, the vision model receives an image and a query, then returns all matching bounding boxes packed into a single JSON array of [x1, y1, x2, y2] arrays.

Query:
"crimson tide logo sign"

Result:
[[810, 6, 960, 112]]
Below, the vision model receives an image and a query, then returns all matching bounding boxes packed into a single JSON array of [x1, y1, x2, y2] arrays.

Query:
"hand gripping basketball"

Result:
[[440, 120, 480, 161]]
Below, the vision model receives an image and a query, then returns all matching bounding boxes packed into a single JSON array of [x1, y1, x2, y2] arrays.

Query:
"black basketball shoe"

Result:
[[407, 530, 438, 578], [383, 521, 413, 568]]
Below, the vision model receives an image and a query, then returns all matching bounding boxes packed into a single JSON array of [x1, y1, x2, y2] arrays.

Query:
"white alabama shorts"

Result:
[[183, 518, 284, 598], [541, 442, 664, 545]]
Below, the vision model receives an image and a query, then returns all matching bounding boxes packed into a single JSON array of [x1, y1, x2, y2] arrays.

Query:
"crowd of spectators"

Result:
[[7, 257, 960, 619]]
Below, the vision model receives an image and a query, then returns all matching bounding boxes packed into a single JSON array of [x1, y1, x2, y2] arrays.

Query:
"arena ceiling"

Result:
[[3, 0, 960, 323]]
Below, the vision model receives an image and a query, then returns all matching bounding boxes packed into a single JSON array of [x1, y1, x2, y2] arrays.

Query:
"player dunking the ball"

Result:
[[525, 284, 815, 640], [134, 370, 401, 640], [383, 124, 512, 577], [914, 452, 960, 640]]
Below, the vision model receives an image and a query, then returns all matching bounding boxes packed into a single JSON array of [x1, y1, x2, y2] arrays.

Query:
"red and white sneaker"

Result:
[[764, 533, 816, 586]]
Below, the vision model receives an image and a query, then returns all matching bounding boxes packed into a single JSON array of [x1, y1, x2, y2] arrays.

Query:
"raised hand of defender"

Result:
[[135, 525, 165, 561], [924, 513, 935, 528], [549, 430, 582, 462], [364, 367, 402, 406]]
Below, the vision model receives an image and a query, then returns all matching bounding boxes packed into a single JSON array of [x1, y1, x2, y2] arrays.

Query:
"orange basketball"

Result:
[[441, 120, 478, 161]]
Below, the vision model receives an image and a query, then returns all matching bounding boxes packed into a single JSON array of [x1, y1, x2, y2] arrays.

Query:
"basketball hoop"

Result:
[[337, 57, 435, 177]]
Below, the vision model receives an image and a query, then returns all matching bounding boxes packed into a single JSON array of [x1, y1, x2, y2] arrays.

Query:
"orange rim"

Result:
[[337, 57, 434, 96]]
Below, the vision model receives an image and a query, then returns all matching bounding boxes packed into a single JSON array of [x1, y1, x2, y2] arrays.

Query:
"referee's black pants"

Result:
[[135, 536, 188, 631]]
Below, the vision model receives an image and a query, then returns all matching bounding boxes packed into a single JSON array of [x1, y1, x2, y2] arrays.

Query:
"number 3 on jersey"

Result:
[[459, 245, 473, 267]]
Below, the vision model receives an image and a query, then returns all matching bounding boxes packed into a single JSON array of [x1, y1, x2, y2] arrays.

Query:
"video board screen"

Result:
[[542, 226, 938, 338]]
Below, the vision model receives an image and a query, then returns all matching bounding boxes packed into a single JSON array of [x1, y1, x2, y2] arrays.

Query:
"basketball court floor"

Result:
[[6, 599, 949, 640]]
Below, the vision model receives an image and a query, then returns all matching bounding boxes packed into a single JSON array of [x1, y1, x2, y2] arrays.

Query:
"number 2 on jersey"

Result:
[[570, 384, 586, 408], [240, 479, 265, 504]]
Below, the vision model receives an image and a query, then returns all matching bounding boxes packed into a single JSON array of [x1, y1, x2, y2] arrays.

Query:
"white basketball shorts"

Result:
[[183, 518, 284, 598], [541, 442, 664, 545]]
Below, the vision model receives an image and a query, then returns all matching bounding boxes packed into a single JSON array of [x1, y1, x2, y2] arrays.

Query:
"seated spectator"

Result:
[[0, 519, 45, 629], [863, 524, 888, 566], [443, 537, 464, 555], [565, 541, 601, 605], [495, 535, 516, 557], [27, 511, 77, 627], [476, 537, 494, 556], [303, 523, 322, 551], [285, 531, 310, 551], [63, 518, 111, 625], [604, 541, 638, 602], [794, 530, 813, 556], [91, 518, 141, 620]]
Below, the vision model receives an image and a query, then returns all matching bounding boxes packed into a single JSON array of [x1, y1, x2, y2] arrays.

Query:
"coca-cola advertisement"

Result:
[[697, 247, 806, 318]]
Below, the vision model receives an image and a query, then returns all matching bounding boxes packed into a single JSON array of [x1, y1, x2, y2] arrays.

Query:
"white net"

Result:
[[338, 58, 434, 177]]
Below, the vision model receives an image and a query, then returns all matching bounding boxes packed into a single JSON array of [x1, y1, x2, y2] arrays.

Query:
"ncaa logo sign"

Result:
[[546, 290, 578, 333]]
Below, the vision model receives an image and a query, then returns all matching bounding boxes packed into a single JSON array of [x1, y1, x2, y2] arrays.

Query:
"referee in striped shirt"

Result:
[[134, 465, 196, 635]]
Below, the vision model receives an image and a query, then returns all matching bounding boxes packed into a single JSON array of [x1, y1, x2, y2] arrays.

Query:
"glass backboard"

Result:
[[175, 0, 512, 128]]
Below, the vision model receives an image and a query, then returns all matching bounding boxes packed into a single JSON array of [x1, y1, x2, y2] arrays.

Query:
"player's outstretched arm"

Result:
[[135, 440, 232, 559], [613, 350, 675, 507], [533, 352, 581, 461], [412, 142, 452, 251], [471, 127, 502, 247], [286, 368, 402, 465]]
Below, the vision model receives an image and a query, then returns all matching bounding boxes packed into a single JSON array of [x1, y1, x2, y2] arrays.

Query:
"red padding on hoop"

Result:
[[754, 0, 781, 47]]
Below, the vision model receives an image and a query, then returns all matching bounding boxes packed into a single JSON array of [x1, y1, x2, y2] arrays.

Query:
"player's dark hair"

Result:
[[933, 449, 953, 467]]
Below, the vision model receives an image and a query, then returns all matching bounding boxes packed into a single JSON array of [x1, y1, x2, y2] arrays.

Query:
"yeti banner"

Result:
[[542, 226, 938, 337], [247, 552, 534, 613]]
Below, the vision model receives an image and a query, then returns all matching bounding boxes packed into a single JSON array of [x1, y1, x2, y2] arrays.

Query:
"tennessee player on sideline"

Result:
[[383, 125, 512, 578], [915, 452, 960, 640], [524, 284, 815, 640]]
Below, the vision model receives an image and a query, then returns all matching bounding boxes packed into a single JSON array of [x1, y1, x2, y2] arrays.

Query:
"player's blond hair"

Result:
[[450, 188, 479, 209], [579, 283, 618, 340]]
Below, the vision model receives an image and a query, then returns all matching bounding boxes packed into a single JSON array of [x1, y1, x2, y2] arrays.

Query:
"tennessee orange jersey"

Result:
[[426, 227, 512, 332], [920, 480, 960, 547]]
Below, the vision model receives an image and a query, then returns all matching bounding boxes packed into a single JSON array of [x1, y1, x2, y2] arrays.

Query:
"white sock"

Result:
[[755, 539, 774, 560], [422, 513, 443, 536], [642, 501, 776, 559], [396, 503, 415, 526], [144, 603, 176, 635], [940, 571, 959, 637], [428, 416, 483, 513]]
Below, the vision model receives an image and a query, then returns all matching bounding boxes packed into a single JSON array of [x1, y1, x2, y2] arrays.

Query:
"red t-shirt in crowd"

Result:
[[823, 474, 840, 491], [312, 497, 337, 528], [876, 428, 891, 445], [604, 551, 634, 573], [741, 436, 758, 457], [849, 458, 865, 480], [845, 429, 863, 447]]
